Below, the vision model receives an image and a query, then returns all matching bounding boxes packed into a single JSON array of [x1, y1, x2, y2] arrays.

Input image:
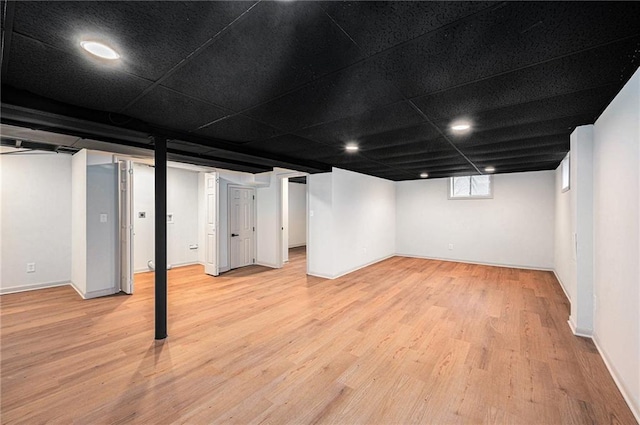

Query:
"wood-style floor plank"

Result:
[[1, 248, 636, 424]]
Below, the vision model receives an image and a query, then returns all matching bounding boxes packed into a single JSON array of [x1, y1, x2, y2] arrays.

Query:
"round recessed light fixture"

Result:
[[345, 143, 359, 152], [484, 166, 495, 173], [420, 172, 429, 178], [80, 40, 120, 60], [451, 122, 471, 132]]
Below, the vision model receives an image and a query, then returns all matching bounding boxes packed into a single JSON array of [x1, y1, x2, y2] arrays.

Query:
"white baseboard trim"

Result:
[[69, 282, 86, 299], [567, 319, 592, 338], [256, 261, 280, 269], [592, 332, 640, 424], [0, 280, 69, 295], [306, 271, 335, 279], [308, 254, 395, 280], [552, 270, 572, 303], [83, 287, 118, 299], [395, 253, 553, 272], [288, 243, 306, 249]]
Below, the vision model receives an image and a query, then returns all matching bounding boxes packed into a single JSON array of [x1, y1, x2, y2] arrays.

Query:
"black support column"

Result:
[[154, 135, 168, 340]]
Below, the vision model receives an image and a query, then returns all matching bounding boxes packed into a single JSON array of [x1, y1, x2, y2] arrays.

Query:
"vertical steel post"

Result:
[[154, 135, 168, 340]]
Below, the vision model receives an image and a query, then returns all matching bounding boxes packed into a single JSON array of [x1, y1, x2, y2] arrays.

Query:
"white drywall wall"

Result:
[[282, 178, 289, 262], [592, 68, 639, 420], [86, 163, 118, 297], [132, 163, 200, 272], [569, 126, 594, 335], [256, 172, 279, 268], [288, 181, 307, 248], [332, 168, 396, 277], [307, 168, 396, 278], [71, 150, 87, 295], [0, 152, 72, 293], [396, 170, 555, 269], [307, 172, 334, 278], [554, 163, 574, 303]]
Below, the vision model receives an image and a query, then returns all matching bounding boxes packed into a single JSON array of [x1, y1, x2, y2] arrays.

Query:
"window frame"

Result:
[[448, 175, 493, 200]]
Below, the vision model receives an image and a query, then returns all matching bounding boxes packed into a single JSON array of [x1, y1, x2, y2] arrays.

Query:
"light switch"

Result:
[[100, 214, 108, 223], [310, 210, 314, 217]]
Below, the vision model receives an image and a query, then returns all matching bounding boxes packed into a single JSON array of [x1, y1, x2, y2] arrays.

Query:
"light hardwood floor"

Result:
[[1, 248, 636, 424]]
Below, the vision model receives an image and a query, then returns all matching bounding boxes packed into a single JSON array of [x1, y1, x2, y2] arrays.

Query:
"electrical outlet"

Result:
[[26, 263, 36, 273], [448, 243, 454, 250]]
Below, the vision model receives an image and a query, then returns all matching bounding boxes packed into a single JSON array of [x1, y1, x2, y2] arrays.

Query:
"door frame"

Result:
[[227, 185, 256, 270], [275, 170, 308, 269]]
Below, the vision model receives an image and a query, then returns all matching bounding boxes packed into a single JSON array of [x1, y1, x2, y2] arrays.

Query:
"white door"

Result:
[[118, 160, 134, 294], [229, 186, 255, 269], [204, 172, 219, 276]]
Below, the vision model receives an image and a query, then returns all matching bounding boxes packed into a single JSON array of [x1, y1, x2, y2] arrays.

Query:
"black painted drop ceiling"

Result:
[[1, 1, 639, 180]]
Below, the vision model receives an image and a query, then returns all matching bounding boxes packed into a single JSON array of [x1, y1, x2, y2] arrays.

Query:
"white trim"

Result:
[[307, 271, 334, 279], [567, 319, 592, 338], [288, 243, 307, 249], [552, 270, 572, 302], [256, 261, 280, 269], [83, 287, 118, 299], [69, 281, 86, 299], [395, 253, 553, 272], [308, 254, 394, 280], [0, 280, 69, 295], [592, 332, 640, 423]]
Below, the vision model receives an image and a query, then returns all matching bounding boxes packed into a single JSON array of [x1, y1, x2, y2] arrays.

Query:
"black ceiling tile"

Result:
[[355, 123, 443, 153], [438, 86, 621, 144], [468, 150, 567, 167], [363, 137, 455, 161], [482, 161, 562, 175], [194, 114, 282, 144], [162, 2, 363, 112], [412, 37, 640, 123], [456, 115, 589, 148], [243, 60, 403, 132], [463, 135, 568, 156], [374, 2, 640, 99], [3, 34, 151, 112], [245, 134, 341, 159], [321, 1, 496, 56], [10, 1, 250, 81], [294, 101, 426, 145], [124, 86, 230, 132]]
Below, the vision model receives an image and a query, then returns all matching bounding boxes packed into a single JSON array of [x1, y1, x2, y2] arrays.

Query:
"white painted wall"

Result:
[[256, 172, 279, 268], [282, 178, 289, 262], [71, 150, 87, 295], [0, 153, 72, 293], [86, 163, 118, 297], [396, 171, 555, 269], [132, 163, 200, 272], [307, 172, 334, 278], [569, 126, 594, 335], [307, 168, 396, 278], [554, 163, 574, 303], [592, 68, 639, 420], [288, 181, 307, 248], [332, 168, 396, 277]]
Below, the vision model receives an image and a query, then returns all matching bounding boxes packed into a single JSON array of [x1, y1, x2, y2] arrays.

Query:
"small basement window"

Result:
[[449, 175, 493, 199], [561, 154, 570, 192]]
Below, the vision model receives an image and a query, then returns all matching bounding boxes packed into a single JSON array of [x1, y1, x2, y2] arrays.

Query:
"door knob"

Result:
[[231, 233, 239, 237]]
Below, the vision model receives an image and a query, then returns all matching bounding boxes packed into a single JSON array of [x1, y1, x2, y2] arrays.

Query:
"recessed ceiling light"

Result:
[[484, 166, 495, 173], [80, 41, 120, 60], [420, 172, 429, 178], [345, 143, 359, 152], [451, 122, 471, 132]]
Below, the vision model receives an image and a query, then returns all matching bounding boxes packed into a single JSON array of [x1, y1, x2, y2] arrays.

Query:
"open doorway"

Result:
[[117, 160, 220, 293], [279, 173, 308, 272]]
